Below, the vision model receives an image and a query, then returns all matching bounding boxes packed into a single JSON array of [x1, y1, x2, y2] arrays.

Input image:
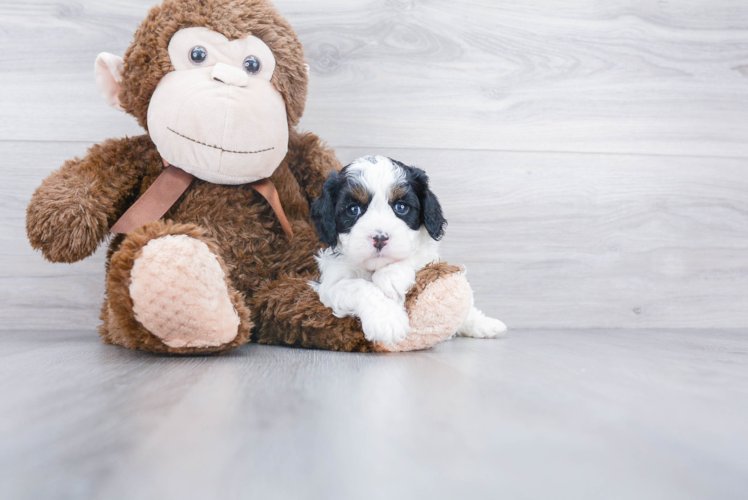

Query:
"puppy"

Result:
[[310, 156, 507, 345]]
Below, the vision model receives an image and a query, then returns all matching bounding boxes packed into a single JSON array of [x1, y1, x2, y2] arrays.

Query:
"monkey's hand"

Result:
[[372, 263, 417, 304], [26, 137, 149, 263], [26, 167, 111, 263]]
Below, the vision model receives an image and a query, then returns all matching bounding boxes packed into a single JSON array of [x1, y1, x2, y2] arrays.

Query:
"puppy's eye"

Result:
[[189, 46, 208, 65], [347, 205, 362, 217], [394, 203, 410, 215], [243, 55, 261, 74]]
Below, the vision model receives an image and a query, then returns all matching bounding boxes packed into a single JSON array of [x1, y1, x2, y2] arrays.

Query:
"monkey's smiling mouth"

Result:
[[168, 127, 275, 155]]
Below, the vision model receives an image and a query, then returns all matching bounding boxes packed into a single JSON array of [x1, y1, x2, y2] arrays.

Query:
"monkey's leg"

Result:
[[100, 220, 252, 355], [250, 262, 472, 353]]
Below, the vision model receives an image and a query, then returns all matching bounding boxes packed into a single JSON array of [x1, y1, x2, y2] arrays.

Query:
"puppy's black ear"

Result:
[[420, 182, 447, 241], [311, 171, 341, 246], [400, 162, 447, 241]]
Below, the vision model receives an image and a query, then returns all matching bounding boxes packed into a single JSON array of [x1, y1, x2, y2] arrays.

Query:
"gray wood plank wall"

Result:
[[1, 0, 747, 330]]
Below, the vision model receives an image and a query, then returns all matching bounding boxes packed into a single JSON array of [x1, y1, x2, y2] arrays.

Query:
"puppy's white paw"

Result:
[[461, 315, 507, 339], [372, 265, 416, 303], [361, 307, 411, 345]]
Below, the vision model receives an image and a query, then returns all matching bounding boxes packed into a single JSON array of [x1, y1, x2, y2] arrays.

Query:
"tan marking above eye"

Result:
[[389, 184, 408, 203], [349, 184, 371, 204]]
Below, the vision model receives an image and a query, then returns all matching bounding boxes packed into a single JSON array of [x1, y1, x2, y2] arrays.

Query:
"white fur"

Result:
[[313, 156, 506, 344], [337, 159, 425, 273], [456, 291, 508, 339]]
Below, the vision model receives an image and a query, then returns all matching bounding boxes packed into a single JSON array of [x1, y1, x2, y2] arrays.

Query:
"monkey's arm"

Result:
[[250, 262, 472, 353], [26, 135, 154, 263], [285, 129, 342, 205]]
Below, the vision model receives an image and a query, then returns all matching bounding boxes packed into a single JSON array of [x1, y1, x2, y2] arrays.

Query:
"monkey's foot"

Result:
[[129, 234, 240, 348], [374, 263, 472, 353]]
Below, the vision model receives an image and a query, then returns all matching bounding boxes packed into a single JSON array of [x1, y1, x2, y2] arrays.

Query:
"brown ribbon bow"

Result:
[[110, 159, 293, 238]]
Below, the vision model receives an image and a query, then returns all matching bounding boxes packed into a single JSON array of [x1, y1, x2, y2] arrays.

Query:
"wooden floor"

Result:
[[2, 0, 748, 498], [1, 329, 747, 499]]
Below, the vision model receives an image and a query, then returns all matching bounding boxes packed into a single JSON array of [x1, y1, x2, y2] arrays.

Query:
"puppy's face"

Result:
[[311, 156, 446, 271]]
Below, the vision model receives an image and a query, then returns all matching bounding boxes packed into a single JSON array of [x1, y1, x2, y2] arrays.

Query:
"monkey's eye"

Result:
[[394, 203, 410, 215], [347, 205, 362, 217], [243, 56, 261, 75], [189, 46, 208, 65]]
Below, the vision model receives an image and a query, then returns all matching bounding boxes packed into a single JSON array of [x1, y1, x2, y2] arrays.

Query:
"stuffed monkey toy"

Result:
[[26, 0, 474, 355]]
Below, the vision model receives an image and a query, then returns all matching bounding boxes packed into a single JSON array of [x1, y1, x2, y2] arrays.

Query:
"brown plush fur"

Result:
[[27, 136, 159, 264], [403, 263, 464, 312], [250, 273, 373, 352], [120, 0, 308, 130], [26, 0, 466, 355], [250, 262, 465, 352], [103, 220, 253, 355]]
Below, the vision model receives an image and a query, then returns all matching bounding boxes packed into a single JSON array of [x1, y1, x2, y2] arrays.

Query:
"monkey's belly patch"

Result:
[[129, 234, 240, 348], [167, 127, 274, 155]]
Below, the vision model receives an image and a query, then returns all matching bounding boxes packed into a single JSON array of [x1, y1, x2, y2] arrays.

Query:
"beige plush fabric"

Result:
[[119, 0, 309, 130], [26, 0, 469, 355], [147, 28, 290, 185], [94, 53, 125, 111], [375, 272, 472, 353], [130, 235, 240, 348]]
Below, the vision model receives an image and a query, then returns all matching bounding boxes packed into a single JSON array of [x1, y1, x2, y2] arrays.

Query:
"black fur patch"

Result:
[[311, 165, 373, 247], [311, 159, 447, 247], [334, 186, 370, 235], [388, 183, 421, 231], [389, 158, 447, 240], [310, 170, 342, 246]]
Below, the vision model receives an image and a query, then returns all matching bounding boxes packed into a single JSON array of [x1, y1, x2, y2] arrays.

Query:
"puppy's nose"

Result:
[[373, 234, 389, 251], [212, 62, 249, 87]]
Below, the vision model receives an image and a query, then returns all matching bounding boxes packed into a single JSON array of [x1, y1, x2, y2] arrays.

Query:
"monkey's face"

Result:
[[146, 27, 290, 185]]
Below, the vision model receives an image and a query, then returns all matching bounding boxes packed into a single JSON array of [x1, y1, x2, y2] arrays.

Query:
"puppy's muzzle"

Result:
[[373, 234, 389, 251]]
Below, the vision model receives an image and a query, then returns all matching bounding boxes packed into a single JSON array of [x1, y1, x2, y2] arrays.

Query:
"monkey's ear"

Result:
[[95, 53, 125, 111]]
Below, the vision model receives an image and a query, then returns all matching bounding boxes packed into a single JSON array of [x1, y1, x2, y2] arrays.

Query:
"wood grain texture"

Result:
[[0, 0, 747, 156], [1, 329, 746, 499], [3, 2, 747, 498], [336, 148, 748, 329], [4, 141, 747, 330], [1, 1, 747, 328], [0, 142, 107, 330]]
